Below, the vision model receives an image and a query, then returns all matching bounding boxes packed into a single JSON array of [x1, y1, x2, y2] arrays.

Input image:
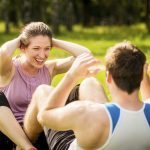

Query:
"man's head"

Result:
[[105, 41, 146, 94]]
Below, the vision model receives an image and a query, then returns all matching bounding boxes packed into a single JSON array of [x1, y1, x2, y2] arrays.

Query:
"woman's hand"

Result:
[[19, 34, 29, 48]]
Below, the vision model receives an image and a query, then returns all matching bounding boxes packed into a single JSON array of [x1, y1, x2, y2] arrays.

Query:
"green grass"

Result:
[[0, 23, 150, 98], [51, 24, 150, 97]]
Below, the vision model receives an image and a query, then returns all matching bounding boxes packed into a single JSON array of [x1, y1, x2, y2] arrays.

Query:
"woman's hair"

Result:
[[20, 22, 53, 47], [105, 41, 146, 94]]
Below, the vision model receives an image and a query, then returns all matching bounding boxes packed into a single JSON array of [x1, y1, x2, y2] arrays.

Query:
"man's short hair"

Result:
[[105, 41, 146, 94]]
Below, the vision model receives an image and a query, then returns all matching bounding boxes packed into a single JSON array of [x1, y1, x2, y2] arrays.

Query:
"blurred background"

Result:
[[0, 0, 149, 34], [0, 0, 150, 97]]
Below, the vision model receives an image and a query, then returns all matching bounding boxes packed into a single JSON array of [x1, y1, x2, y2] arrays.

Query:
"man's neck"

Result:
[[111, 89, 143, 111]]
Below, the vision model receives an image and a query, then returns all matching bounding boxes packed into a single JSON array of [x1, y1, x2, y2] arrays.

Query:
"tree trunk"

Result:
[[23, 0, 32, 24], [65, 0, 74, 31], [51, 0, 60, 34], [4, 13, 10, 34], [146, 0, 150, 32], [2, 0, 10, 33], [82, 0, 92, 26]]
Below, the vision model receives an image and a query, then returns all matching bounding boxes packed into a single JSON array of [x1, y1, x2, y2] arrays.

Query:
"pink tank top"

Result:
[[0, 58, 51, 124]]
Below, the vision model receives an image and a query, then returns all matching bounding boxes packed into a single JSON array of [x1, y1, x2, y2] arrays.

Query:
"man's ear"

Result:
[[106, 71, 112, 83]]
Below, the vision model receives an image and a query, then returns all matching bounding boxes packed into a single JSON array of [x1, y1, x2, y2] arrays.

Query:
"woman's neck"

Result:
[[19, 56, 39, 76]]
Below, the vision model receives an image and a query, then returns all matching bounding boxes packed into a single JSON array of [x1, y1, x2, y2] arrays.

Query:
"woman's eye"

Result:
[[33, 48, 39, 50], [45, 48, 50, 51]]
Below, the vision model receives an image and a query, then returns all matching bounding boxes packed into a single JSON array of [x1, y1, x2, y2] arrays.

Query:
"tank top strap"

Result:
[[12, 57, 51, 83], [105, 103, 120, 133], [144, 103, 150, 126], [12, 56, 21, 66]]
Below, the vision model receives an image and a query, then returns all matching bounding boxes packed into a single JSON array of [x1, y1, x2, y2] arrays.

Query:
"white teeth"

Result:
[[36, 59, 44, 62]]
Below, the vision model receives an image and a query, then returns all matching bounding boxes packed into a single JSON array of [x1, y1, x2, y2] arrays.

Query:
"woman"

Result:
[[0, 22, 90, 149]]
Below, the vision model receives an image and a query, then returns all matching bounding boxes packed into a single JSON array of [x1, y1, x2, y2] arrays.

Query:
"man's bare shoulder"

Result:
[[68, 101, 108, 121], [68, 101, 110, 149]]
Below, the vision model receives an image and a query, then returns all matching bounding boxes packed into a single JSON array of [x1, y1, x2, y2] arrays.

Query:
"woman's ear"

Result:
[[20, 43, 26, 52], [20, 38, 29, 52]]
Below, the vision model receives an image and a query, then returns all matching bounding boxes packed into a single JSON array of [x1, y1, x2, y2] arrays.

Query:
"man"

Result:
[[24, 42, 150, 150]]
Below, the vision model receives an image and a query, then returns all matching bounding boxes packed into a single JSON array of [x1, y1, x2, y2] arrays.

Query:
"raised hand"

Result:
[[68, 53, 100, 79]]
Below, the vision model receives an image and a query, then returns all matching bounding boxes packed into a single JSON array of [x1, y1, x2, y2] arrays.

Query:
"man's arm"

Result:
[[140, 63, 150, 102], [38, 53, 100, 129], [38, 101, 88, 131]]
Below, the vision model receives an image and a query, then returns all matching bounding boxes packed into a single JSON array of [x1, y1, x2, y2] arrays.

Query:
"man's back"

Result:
[[69, 102, 150, 150], [102, 103, 150, 150]]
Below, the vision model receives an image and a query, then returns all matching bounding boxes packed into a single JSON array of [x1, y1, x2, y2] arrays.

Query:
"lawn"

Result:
[[0, 23, 150, 99]]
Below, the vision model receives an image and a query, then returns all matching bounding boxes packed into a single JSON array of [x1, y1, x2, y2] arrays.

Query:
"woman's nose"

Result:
[[39, 50, 46, 58]]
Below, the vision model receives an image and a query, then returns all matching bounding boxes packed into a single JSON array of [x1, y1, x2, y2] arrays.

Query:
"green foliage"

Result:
[[0, 0, 149, 34], [52, 24, 150, 60]]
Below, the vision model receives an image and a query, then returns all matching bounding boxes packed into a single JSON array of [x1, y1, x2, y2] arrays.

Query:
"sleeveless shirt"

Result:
[[69, 102, 150, 150], [0, 58, 51, 123]]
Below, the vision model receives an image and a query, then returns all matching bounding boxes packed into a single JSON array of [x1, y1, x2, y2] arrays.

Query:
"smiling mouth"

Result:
[[35, 59, 44, 65]]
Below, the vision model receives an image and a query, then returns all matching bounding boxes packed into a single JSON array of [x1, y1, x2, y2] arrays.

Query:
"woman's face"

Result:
[[22, 35, 51, 69]]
